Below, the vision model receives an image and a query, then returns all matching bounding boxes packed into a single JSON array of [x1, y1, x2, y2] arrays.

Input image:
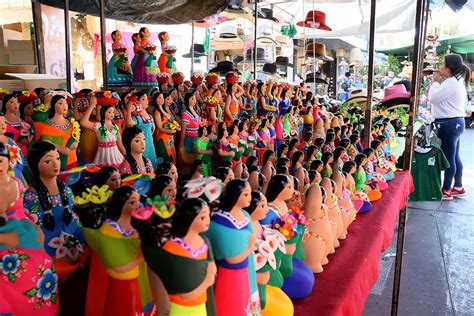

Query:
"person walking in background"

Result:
[[428, 53, 471, 200]]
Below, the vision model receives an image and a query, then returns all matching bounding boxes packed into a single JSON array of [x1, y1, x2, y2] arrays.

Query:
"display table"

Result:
[[294, 171, 414, 316]]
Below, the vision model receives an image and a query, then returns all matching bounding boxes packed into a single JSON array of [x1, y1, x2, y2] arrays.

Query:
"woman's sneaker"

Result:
[[442, 189, 454, 201], [450, 187, 466, 198]]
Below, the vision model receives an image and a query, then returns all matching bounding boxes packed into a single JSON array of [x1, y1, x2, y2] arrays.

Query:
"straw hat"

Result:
[[305, 42, 333, 61]]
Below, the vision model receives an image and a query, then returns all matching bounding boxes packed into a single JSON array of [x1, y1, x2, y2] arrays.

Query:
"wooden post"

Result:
[[391, 0, 429, 315], [32, 2, 45, 74], [363, 0, 377, 148], [191, 21, 195, 76], [64, 0, 71, 91], [253, 1, 258, 80], [99, 0, 108, 89]]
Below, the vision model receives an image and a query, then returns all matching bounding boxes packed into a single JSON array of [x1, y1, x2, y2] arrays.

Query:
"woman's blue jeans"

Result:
[[435, 117, 465, 190]]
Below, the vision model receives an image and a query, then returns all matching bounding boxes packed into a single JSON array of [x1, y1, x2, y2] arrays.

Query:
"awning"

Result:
[[37, 0, 229, 25]]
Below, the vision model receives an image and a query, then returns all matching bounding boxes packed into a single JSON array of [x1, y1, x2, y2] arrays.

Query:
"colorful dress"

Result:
[[83, 221, 153, 315], [3, 137, 27, 187], [155, 113, 176, 164], [4, 118, 30, 156], [119, 156, 153, 175], [205, 210, 258, 316], [217, 139, 233, 165], [279, 98, 291, 116], [23, 187, 85, 268], [133, 115, 158, 168], [92, 122, 124, 167], [34, 118, 79, 170], [196, 138, 212, 176], [179, 111, 201, 170], [107, 41, 132, 85], [143, 236, 216, 316], [132, 40, 158, 86], [0, 216, 59, 315], [225, 95, 239, 127]]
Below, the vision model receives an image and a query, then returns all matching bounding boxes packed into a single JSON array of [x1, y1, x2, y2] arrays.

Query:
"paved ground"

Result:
[[364, 127, 474, 316]]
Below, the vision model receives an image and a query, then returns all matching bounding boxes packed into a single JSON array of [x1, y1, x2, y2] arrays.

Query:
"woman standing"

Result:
[[132, 27, 158, 86], [179, 93, 202, 174], [153, 91, 177, 164], [428, 54, 470, 200], [107, 30, 133, 85]]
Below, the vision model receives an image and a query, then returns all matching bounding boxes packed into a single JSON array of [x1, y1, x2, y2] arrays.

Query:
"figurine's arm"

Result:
[[225, 232, 256, 264], [80, 96, 96, 130], [178, 261, 216, 300]]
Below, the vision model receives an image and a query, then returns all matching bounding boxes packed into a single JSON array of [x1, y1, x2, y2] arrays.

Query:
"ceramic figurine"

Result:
[[204, 87, 224, 128], [153, 91, 178, 165], [95, 166, 122, 191], [0, 142, 59, 316], [224, 72, 243, 127], [119, 127, 153, 175], [302, 184, 329, 272], [3, 93, 33, 156], [354, 154, 382, 203], [125, 92, 158, 168], [107, 30, 133, 85], [362, 148, 388, 192], [178, 93, 202, 175], [342, 160, 371, 213], [80, 97, 125, 167], [23, 142, 85, 279], [205, 179, 259, 316], [245, 191, 294, 316], [196, 124, 213, 177], [75, 185, 153, 315], [370, 139, 395, 181], [321, 177, 345, 243], [155, 162, 179, 183], [133, 27, 158, 86], [0, 114, 26, 186], [333, 170, 356, 235], [34, 95, 80, 170]]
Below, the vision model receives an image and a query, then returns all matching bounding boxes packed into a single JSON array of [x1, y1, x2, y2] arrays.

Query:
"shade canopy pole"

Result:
[[253, 1, 258, 80], [191, 21, 195, 76], [64, 0, 71, 91], [99, 0, 107, 89]]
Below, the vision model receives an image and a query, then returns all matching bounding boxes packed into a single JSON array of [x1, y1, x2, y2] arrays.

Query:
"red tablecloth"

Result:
[[294, 171, 414, 316]]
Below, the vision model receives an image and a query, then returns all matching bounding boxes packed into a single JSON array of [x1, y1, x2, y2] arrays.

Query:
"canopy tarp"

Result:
[[378, 34, 474, 56], [37, 0, 229, 24]]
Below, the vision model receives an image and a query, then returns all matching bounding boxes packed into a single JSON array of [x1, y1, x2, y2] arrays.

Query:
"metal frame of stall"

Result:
[[35, 0, 430, 314]]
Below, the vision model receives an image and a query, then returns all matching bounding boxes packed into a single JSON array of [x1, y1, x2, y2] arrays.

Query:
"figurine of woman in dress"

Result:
[[81, 102, 125, 167], [23, 142, 85, 279], [0, 142, 59, 316], [0, 114, 26, 186], [205, 179, 259, 316], [153, 91, 178, 165], [75, 185, 153, 316], [178, 93, 202, 175], [120, 126, 153, 175], [133, 27, 158, 86], [107, 30, 133, 85], [2, 94, 32, 155], [125, 92, 158, 168], [34, 95, 79, 170]]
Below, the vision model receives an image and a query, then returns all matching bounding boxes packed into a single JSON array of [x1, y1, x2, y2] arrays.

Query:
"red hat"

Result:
[[172, 72, 185, 85], [12, 89, 38, 103], [206, 72, 219, 85], [297, 10, 332, 31], [380, 84, 410, 104], [191, 72, 204, 85], [157, 73, 170, 84], [226, 71, 239, 85], [95, 90, 120, 106]]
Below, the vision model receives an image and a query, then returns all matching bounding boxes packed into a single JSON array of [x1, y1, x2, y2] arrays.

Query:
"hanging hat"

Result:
[[12, 89, 38, 104], [172, 72, 185, 85], [258, 8, 279, 23], [206, 72, 219, 85], [257, 36, 280, 47], [349, 48, 365, 65], [95, 90, 120, 106], [305, 42, 334, 61], [342, 89, 373, 109], [157, 73, 170, 84], [305, 72, 328, 85], [182, 44, 207, 58], [241, 48, 272, 64], [208, 61, 240, 76], [261, 63, 280, 78], [219, 25, 238, 39], [297, 10, 332, 31], [226, 71, 239, 85], [380, 84, 410, 105], [191, 72, 204, 85], [275, 56, 293, 67], [233, 55, 244, 64]]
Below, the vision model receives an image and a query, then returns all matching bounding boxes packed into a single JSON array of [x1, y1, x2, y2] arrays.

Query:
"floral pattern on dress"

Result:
[[47, 231, 84, 261], [0, 249, 29, 282], [23, 266, 58, 309]]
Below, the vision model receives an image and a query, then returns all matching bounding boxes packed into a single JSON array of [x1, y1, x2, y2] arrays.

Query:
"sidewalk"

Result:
[[364, 128, 474, 315]]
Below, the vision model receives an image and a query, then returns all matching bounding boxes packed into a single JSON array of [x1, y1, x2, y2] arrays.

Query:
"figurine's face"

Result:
[[189, 204, 210, 234], [5, 97, 19, 114], [252, 195, 269, 221], [223, 169, 234, 184], [188, 95, 197, 107], [38, 150, 61, 179], [54, 98, 69, 116], [122, 191, 140, 216], [155, 93, 164, 106], [201, 127, 208, 137], [236, 184, 252, 208], [0, 156, 9, 177], [232, 83, 238, 93], [167, 164, 178, 182], [24, 103, 34, 116], [114, 31, 122, 42], [139, 95, 149, 109], [130, 132, 146, 154], [0, 116, 6, 135], [105, 107, 115, 121], [162, 180, 177, 201], [106, 171, 121, 191], [171, 90, 178, 100], [280, 177, 294, 201], [142, 28, 150, 39], [164, 96, 173, 107], [163, 32, 169, 42]]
